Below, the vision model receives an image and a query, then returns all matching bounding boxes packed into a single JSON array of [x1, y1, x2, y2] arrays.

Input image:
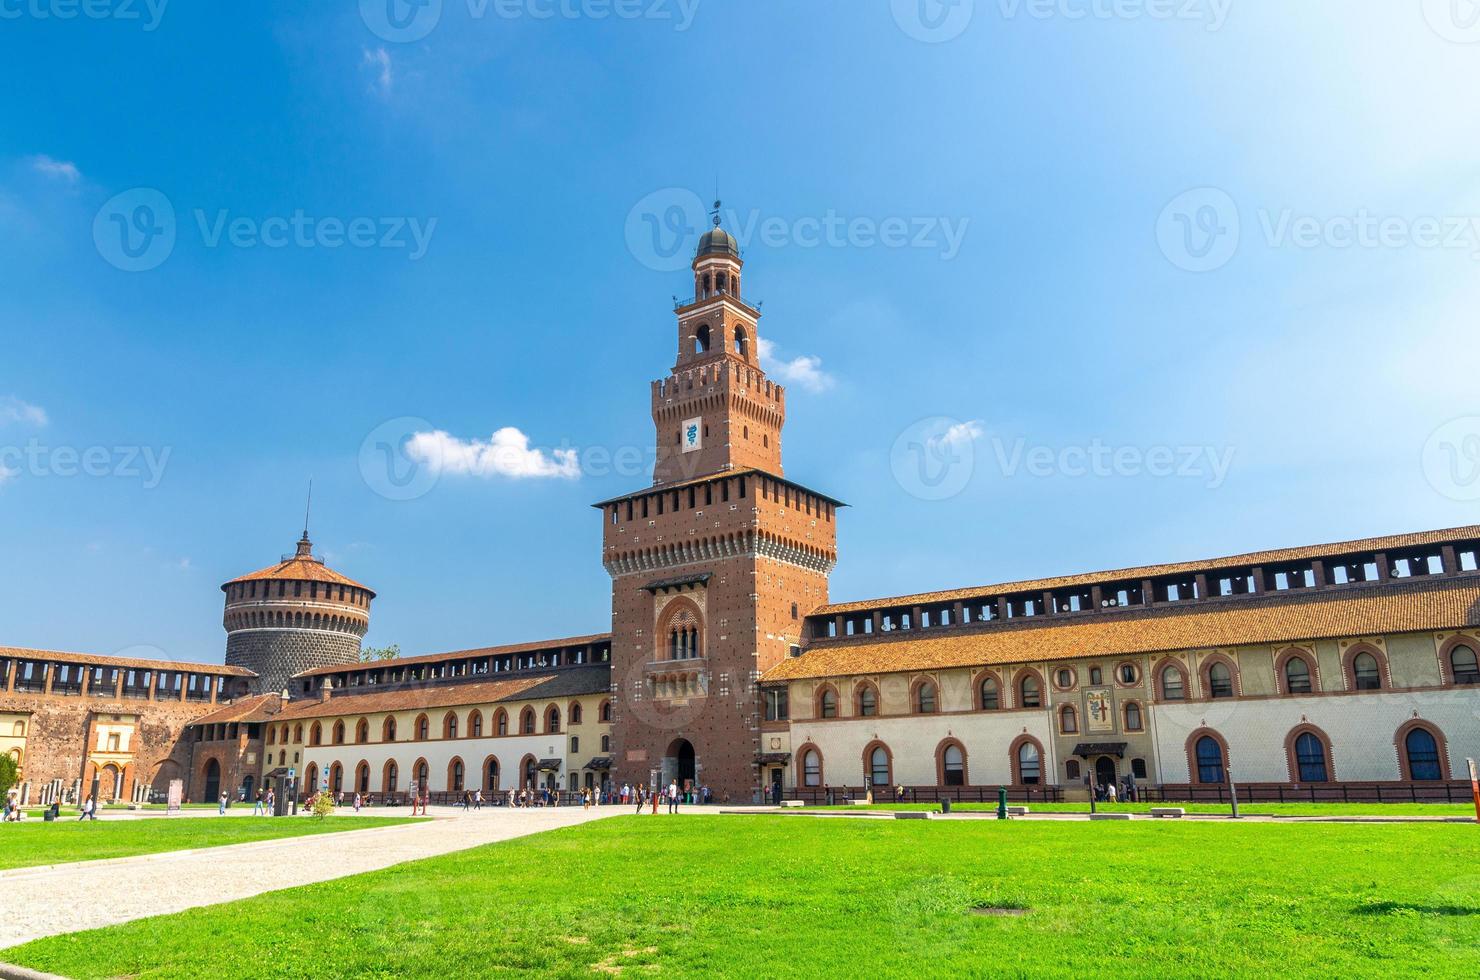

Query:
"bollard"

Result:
[[941, 798, 951, 815], [997, 787, 1008, 820]]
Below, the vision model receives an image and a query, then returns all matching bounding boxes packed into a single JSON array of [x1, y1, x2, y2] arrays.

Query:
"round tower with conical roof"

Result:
[[221, 533, 374, 695]]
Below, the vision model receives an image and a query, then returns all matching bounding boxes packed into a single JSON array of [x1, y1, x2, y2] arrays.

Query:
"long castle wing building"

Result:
[[4, 219, 1479, 807]]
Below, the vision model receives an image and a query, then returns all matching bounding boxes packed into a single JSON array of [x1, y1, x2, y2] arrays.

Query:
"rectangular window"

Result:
[[764, 689, 789, 721]]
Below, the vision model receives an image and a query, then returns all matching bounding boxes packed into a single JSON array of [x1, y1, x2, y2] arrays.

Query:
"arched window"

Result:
[[1450, 644, 1479, 685], [330, 763, 343, 793], [521, 708, 536, 735], [415, 715, 429, 741], [570, 703, 582, 725], [1065, 759, 1081, 781], [383, 717, 397, 742], [469, 712, 483, 738], [1160, 665, 1185, 700], [355, 719, 369, 744], [485, 758, 499, 791], [293, 724, 303, 743], [1293, 731, 1329, 782], [1124, 701, 1143, 732], [332, 721, 346, 745], [1282, 655, 1313, 695], [356, 761, 370, 794], [416, 760, 429, 791], [443, 712, 459, 740], [449, 758, 465, 792], [941, 744, 965, 786], [856, 684, 878, 717], [819, 688, 838, 718], [915, 681, 936, 714], [733, 326, 749, 359], [309, 722, 322, 746], [1207, 662, 1234, 698], [1059, 705, 1078, 734], [546, 706, 561, 733], [495, 709, 508, 736], [384, 760, 398, 794], [868, 745, 890, 786], [979, 676, 999, 710], [1195, 736, 1225, 784], [1404, 727, 1443, 781], [801, 748, 822, 787], [1019, 674, 1041, 708], [1352, 652, 1381, 690], [599, 700, 612, 723], [695, 323, 711, 353], [1055, 668, 1075, 689], [1017, 742, 1041, 785], [601, 734, 610, 752], [304, 762, 318, 792]]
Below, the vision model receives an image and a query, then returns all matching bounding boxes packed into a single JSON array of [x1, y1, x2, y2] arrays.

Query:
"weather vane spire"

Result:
[[302, 479, 313, 540]]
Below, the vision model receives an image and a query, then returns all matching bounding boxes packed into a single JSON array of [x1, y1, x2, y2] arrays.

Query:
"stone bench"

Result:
[[895, 811, 933, 820], [1150, 807, 1186, 818], [779, 800, 804, 808], [1090, 812, 1132, 820], [1007, 806, 1030, 816]]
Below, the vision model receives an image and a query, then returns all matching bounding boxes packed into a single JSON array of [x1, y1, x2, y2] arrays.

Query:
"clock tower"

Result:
[[598, 209, 840, 802]]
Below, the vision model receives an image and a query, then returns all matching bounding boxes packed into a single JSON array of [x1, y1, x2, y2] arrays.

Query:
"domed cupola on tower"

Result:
[[220, 531, 374, 695], [654, 202, 781, 483]]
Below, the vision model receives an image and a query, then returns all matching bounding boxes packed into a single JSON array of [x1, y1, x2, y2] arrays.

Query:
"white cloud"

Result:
[[30, 155, 80, 182], [757, 338, 835, 393], [362, 47, 393, 96], [0, 396, 47, 426], [405, 426, 580, 480], [934, 420, 984, 448]]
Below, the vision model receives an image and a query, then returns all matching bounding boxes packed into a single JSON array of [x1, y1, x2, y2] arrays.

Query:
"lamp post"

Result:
[[1227, 755, 1240, 819]]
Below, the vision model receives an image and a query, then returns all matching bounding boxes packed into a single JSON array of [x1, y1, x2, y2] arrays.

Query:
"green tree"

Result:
[[309, 791, 336, 819], [360, 643, 400, 663], [0, 754, 18, 799]]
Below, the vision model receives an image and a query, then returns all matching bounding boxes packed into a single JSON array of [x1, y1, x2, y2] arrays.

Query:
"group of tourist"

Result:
[[1094, 777, 1139, 804]]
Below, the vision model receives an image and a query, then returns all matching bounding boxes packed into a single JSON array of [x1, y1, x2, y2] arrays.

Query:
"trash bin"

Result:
[[44, 805, 56, 822], [941, 798, 952, 815]]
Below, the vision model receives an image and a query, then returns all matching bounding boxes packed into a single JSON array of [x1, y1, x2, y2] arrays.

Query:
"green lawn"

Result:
[[802, 801, 1479, 817], [6, 816, 1479, 978], [0, 816, 418, 871]]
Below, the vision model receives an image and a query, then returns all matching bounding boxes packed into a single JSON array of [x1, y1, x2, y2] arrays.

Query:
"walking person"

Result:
[[634, 787, 645, 814], [218, 792, 228, 816], [78, 796, 93, 821], [474, 788, 483, 811], [668, 780, 679, 814], [265, 788, 275, 816]]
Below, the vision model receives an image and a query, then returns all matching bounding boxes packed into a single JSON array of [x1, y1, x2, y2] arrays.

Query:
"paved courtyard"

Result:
[[0, 806, 617, 950]]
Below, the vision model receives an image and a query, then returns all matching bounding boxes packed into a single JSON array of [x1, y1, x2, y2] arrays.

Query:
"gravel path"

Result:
[[0, 806, 616, 950]]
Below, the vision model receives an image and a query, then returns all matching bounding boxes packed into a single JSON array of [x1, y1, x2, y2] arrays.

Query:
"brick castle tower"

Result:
[[221, 531, 375, 694], [599, 210, 840, 802]]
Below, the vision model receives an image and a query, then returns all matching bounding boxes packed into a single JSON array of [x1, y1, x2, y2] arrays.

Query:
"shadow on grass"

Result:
[[1355, 902, 1480, 917]]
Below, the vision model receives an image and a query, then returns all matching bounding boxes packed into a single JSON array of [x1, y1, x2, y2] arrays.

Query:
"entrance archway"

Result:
[[202, 758, 221, 802], [242, 775, 255, 801], [1094, 756, 1117, 789], [100, 764, 121, 802], [665, 738, 696, 788]]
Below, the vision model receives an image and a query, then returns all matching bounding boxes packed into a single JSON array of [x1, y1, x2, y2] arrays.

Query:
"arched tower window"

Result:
[[694, 323, 711, 354], [733, 326, 749, 359]]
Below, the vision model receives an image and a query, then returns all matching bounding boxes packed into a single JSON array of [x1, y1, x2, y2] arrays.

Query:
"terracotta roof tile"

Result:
[[0, 646, 255, 677], [766, 578, 1480, 681], [292, 633, 612, 678], [223, 555, 372, 594], [186, 694, 284, 726], [816, 525, 1480, 615]]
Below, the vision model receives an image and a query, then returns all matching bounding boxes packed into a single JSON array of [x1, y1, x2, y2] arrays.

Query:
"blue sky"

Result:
[[3, 1, 1479, 665]]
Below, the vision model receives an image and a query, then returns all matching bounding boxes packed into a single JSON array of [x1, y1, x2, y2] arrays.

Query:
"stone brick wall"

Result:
[[226, 630, 362, 696]]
